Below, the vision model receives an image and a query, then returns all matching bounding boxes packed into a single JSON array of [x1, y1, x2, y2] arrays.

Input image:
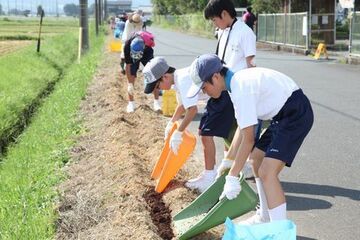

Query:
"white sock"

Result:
[[223, 151, 228, 158], [255, 178, 270, 220], [204, 169, 216, 177], [269, 203, 287, 221]]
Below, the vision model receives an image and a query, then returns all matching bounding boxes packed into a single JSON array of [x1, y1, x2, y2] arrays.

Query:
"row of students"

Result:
[[141, 0, 314, 227], [118, 11, 161, 113]]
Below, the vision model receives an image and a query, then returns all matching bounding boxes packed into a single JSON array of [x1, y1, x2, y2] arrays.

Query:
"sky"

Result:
[[0, 0, 152, 14]]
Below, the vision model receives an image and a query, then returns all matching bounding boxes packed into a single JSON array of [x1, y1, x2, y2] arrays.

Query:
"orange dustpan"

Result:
[[151, 122, 196, 193], [151, 122, 179, 179]]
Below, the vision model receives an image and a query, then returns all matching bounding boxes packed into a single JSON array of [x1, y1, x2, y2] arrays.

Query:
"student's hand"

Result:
[[164, 121, 174, 140], [170, 130, 183, 155], [219, 176, 241, 200], [216, 158, 234, 179]]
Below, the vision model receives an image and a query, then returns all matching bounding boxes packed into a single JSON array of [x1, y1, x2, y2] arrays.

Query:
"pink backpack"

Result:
[[138, 31, 155, 48]]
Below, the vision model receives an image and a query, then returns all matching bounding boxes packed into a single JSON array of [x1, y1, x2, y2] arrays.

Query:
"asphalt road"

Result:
[[148, 26, 360, 240]]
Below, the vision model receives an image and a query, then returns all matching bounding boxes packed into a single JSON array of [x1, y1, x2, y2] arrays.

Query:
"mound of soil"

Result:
[[56, 37, 224, 240]]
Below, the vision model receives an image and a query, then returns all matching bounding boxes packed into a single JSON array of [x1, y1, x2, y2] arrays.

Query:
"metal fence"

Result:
[[257, 12, 308, 49], [350, 11, 360, 56]]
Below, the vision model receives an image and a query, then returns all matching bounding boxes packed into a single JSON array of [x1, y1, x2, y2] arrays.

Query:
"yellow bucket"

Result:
[[162, 89, 177, 116], [109, 40, 122, 52]]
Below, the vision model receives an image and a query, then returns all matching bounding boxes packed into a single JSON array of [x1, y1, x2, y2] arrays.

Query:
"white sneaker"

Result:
[[153, 100, 161, 111], [242, 160, 254, 179], [239, 211, 270, 225], [126, 101, 135, 113], [185, 170, 216, 193]]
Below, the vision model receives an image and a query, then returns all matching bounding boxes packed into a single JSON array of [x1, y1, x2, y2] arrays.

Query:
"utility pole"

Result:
[[99, 0, 102, 25], [104, 0, 108, 21], [36, 9, 44, 52], [56, 0, 58, 17], [79, 0, 89, 51], [95, 0, 99, 36]]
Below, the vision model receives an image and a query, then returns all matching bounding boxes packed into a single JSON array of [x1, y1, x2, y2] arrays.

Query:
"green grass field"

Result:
[[0, 16, 79, 39], [0, 32, 79, 153], [0, 17, 106, 238]]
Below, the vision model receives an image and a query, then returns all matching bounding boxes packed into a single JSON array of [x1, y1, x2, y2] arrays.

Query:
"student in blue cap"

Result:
[[187, 54, 314, 225], [123, 32, 160, 113]]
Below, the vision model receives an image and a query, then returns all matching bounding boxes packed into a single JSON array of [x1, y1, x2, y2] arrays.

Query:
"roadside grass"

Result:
[[153, 13, 215, 38], [0, 32, 78, 152], [0, 28, 105, 238]]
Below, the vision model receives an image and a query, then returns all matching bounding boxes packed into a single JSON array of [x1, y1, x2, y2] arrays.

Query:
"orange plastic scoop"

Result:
[[151, 122, 196, 193]]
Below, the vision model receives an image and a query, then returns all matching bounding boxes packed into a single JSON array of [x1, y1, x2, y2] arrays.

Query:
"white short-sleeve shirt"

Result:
[[217, 20, 256, 72], [122, 20, 142, 42], [173, 67, 199, 109], [229, 67, 299, 129]]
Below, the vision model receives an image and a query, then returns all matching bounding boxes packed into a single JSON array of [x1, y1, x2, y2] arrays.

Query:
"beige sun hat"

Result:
[[131, 13, 142, 25]]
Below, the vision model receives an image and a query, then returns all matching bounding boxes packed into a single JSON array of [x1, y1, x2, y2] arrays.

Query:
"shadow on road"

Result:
[[282, 181, 360, 201], [286, 195, 332, 211], [297, 236, 318, 240]]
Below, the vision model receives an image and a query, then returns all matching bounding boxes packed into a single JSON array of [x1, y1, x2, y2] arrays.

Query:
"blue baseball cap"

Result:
[[187, 54, 223, 98], [130, 36, 145, 60]]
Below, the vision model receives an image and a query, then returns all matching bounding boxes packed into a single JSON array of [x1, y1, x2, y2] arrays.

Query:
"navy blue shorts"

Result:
[[199, 91, 235, 138], [128, 48, 153, 77], [255, 89, 313, 167]]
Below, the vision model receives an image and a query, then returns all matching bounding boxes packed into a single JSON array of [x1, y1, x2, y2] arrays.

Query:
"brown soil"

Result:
[[55, 37, 224, 240], [0, 40, 33, 56]]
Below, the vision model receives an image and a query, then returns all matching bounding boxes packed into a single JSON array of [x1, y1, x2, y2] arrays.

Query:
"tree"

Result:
[[23, 10, 31, 17], [233, 0, 249, 8], [152, 0, 208, 15], [63, 3, 79, 17], [9, 8, 21, 15], [37, 5, 44, 16], [250, 0, 282, 13]]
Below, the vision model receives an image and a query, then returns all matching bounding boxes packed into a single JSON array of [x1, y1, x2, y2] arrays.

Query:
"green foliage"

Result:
[[0, 32, 78, 144], [251, 0, 282, 13], [0, 35, 39, 40], [152, 0, 251, 15], [153, 13, 215, 38], [233, 0, 250, 8], [37, 5, 43, 16], [336, 19, 350, 40], [63, 3, 79, 17], [0, 24, 105, 239], [152, 0, 208, 15]]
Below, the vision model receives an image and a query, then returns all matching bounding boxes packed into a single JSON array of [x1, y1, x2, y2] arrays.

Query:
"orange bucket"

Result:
[[151, 122, 196, 193]]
